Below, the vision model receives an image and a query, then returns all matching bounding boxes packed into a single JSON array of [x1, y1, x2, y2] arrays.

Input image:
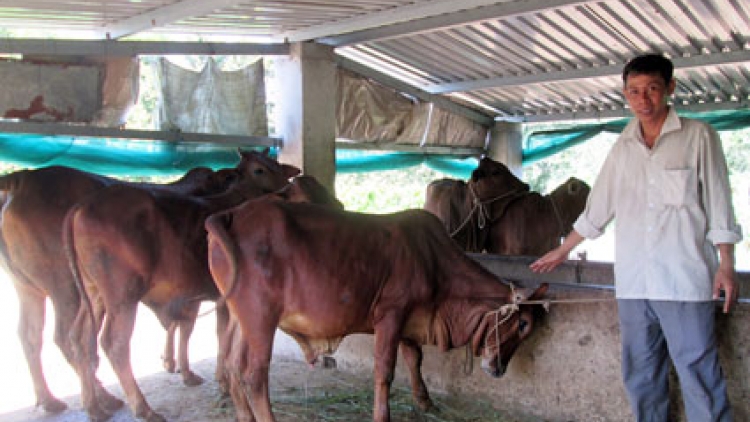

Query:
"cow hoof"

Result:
[[162, 357, 177, 373], [98, 393, 125, 412], [415, 396, 434, 411], [40, 397, 67, 413], [86, 405, 114, 422], [143, 410, 168, 422], [182, 371, 204, 387]]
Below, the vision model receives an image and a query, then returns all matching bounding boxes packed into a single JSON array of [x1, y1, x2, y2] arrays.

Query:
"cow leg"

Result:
[[52, 293, 123, 415], [69, 292, 119, 422], [236, 310, 278, 422], [230, 369, 256, 422], [13, 282, 67, 413], [372, 315, 403, 422], [88, 301, 125, 412], [399, 340, 433, 411], [162, 322, 177, 373], [176, 302, 204, 386], [230, 320, 256, 422], [101, 304, 166, 422], [214, 302, 231, 391], [243, 343, 274, 422]]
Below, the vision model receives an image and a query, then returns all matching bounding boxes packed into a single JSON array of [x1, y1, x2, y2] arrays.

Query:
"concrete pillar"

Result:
[[275, 42, 337, 193], [487, 121, 523, 177]]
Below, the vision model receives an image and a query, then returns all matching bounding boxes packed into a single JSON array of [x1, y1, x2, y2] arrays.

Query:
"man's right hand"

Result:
[[529, 248, 569, 273], [529, 230, 585, 273]]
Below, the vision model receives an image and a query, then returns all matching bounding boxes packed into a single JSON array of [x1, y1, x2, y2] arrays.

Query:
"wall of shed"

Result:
[[271, 256, 750, 422]]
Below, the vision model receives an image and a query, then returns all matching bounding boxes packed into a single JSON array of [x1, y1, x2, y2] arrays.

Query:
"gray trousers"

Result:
[[617, 299, 732, 422]]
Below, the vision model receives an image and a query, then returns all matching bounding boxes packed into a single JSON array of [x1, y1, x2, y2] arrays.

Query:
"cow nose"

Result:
[[481, 359, 506, 378]]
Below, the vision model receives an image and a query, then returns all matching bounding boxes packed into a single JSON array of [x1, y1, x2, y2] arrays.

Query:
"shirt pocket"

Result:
[[661, 168, 697, 207]]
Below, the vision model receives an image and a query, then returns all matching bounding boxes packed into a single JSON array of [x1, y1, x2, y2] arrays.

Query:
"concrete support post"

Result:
[[487, 121, 523, 177], [275, 42, 337, 193]]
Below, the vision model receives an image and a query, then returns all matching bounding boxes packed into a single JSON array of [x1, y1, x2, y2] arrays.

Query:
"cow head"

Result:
[[469, 157, 529, 200], [278, 175, 344, 209], [234, 148, 301, 194], [473, 283, 549, 378], [549, 177, 591, 231], [178, 167, 241, 196]]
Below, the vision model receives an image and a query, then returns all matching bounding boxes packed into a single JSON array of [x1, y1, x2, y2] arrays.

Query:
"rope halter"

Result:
[[450, 183, 520, 238]]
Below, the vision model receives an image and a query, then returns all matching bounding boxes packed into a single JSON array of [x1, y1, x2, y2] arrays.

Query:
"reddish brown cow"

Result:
[[0, 150, 285, 421], [64, 153, 300, 422], [205, 197, 548, 422], [216, 175, 343, 419]]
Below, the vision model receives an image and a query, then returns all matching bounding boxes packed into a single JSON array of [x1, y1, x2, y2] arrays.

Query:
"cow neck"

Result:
[[545, 193, 566, 238], [435, 281, 512, 351], [455, 180, 528, 252]]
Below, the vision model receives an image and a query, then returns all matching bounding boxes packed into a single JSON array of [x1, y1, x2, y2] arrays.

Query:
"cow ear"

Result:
[[515, 283, 549, 303], [283, 164, 301, 179], [567, 179, 579, 195], [527, 283, 549, 301]]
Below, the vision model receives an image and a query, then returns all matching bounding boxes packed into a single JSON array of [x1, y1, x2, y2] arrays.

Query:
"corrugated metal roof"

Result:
[[0, 0, 748, 124]]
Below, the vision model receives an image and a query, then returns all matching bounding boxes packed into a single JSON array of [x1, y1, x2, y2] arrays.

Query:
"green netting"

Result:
[[0, 133, 249, 177], [1, 109, 748, 177], [335, 150, 478, 179], [523, 108, 750, 164], [0, 132, 479, 178]]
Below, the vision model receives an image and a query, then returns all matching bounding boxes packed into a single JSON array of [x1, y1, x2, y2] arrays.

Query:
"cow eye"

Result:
[[253, 167, 266, 176], [518, 318, 529, 334]]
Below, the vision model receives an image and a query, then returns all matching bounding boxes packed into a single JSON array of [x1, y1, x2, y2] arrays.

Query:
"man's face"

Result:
[[623, 72, 675, 124]]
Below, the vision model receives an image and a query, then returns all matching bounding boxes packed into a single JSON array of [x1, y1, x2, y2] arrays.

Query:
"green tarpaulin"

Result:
[[523, 109, 750, 164], [1, 109, 748, 178]]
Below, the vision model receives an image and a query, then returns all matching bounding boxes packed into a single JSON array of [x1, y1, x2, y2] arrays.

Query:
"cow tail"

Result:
[[61, 204, 99, 366], [206, 213, 241, 311]]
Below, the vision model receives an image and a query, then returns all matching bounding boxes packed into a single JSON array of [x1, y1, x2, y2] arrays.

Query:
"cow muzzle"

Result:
[[481, 357, 506, 378]]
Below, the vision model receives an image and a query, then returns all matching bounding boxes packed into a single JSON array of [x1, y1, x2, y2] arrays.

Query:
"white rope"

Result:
[[449, 185, 519, 238], [483, 286, 615, 354]]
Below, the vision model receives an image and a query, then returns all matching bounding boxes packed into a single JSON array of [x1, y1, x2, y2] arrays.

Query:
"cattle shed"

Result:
[[1, 1, 749, 422]]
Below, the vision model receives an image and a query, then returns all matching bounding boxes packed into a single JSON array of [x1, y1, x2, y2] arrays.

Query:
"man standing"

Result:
[[530, 54, 742, 421]]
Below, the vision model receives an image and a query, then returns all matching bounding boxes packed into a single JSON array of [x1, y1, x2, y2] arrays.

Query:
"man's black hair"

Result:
[[622, 54, 674, 85]]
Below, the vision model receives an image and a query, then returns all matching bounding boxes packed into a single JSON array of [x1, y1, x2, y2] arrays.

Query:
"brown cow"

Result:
[[424, 157, 589, 255], [424, 157, 530, 252], [486, 177, 590, 255], [215, 175, 343, 419], [0, 149, 287, 421], [205, 197, 548, 422], [64, 154, 300, 422]]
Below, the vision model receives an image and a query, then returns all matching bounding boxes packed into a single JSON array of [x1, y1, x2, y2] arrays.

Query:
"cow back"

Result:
[[486, 177, 590, 255]]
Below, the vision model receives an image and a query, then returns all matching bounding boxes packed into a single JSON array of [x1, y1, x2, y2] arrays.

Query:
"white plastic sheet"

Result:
[[336, 68, 487, 148], [0, 60, 102, 123], [157, 58, 268, 136]]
